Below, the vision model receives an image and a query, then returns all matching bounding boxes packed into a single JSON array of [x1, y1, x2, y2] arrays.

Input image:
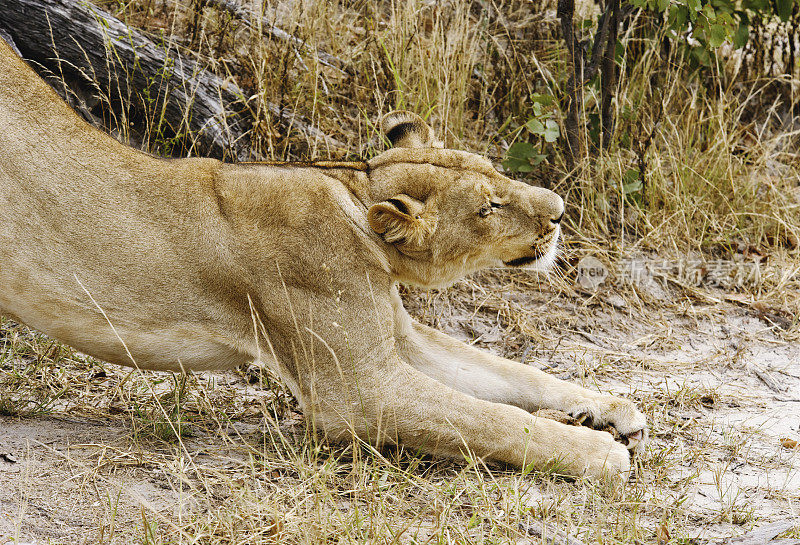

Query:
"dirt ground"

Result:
[[1, 257, 798, 544]]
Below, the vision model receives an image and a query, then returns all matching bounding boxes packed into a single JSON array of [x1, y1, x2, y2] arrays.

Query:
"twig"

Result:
[[586, 0, 615, 82], [635, 97, 664, 206], [205, 0, 347, 74], [720, 521, 799, 544], [750, 365, 789, 393], [557, 0, 634, 166], [518, 521, 589, 545]]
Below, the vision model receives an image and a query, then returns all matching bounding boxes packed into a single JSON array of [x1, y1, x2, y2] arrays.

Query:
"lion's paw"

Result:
[[575, 428, 631, 481], [567, 395, 648, 454]]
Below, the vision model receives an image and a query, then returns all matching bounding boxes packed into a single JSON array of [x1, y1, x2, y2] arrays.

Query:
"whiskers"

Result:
[[545, 243, 570, 288], [502, 238, 571, 293]]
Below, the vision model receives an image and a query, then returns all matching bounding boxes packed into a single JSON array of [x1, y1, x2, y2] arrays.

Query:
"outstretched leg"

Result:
[[268, 283, 633, 480], [391, 289, 647, 450], [305, 356, 631, 481]]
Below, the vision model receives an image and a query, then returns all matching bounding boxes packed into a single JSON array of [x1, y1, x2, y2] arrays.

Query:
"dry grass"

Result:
[[2, 267, 799, 543], [2, 0, 800, 543]]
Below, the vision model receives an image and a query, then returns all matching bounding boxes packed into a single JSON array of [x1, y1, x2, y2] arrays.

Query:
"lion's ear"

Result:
[[368, 194, 436, 252], [381, 111, 443, 149]]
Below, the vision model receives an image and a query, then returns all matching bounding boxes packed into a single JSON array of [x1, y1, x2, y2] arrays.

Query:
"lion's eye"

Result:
[[479, 202, 504, 217]]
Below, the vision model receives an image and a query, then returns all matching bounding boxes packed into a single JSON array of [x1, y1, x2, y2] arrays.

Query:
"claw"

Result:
[[624, 429, 646, 452], [574, 413, 592, 426]]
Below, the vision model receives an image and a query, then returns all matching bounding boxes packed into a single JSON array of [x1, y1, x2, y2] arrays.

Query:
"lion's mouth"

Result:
[[503, 255, 540, 267], [503, 235, 559, 269]]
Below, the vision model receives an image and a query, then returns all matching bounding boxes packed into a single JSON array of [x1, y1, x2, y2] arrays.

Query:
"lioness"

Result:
[[0, 39, 646, 479]]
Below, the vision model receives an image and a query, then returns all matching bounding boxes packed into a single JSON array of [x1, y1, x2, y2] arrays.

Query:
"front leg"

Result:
[[392, 289, 648, 451], [277, 285, 631, 481], [306, 357, 633, 481]]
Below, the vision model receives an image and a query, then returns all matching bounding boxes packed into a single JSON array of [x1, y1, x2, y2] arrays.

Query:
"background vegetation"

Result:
[[64, 0, 800, 261]]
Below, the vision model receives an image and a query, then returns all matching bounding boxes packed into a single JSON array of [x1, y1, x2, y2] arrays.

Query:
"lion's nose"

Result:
[[521, 186, 564, 226], [548, 194, 565, 226]]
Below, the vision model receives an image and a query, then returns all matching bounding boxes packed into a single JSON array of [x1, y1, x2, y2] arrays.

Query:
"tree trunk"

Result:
[[600, 0, 620, 149], [557, 0, 583, 174]]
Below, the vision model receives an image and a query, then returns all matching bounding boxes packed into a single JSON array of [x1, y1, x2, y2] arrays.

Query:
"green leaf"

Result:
[[691, 45, 711, 66], [776, 0, 794, 21], [588, 112, 601, 147], [622, 168, 643, 199], [708, 24, 727, 47], [669, 5, 688, 31], [524, 118, 545, 135], [656, 0, 670, 11], [615, 39, 625, 63], [743, 0, 769, 9], [543, 119, 560, 142], [733, 22, 749, 48], [623, 168, 641, 186], [529, 153, 547, 166], [702, 4, 717, 21], [622, 180, 643, 195], [530, 93, 554, 106], [502, 142, 537, 173], [716, 11, 735, 24], [712, 0, 735, 15]]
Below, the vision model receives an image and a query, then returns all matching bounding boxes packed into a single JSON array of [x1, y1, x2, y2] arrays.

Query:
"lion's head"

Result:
[[366, 111, 564, 288]]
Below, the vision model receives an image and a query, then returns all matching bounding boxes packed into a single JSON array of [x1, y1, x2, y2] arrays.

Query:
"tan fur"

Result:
[[0, 40, 646, 480]]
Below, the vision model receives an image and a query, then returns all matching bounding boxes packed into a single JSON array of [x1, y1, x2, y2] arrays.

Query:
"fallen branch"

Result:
[[0, 29, 21, 56], [0, 0, 343, 160]]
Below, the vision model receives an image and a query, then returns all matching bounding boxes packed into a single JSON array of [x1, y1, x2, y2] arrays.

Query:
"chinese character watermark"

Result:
[[575, 255, 770, 291]]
